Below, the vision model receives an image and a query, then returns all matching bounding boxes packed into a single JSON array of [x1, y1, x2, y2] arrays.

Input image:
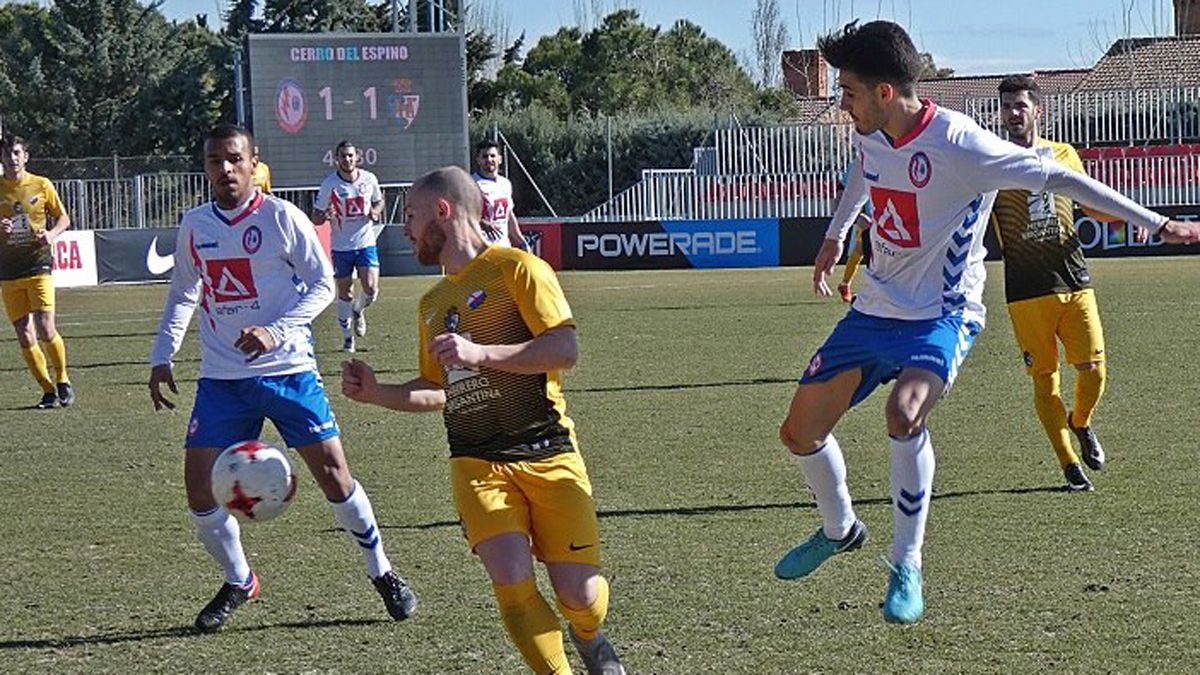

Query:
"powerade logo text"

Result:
[[577, 230, 760, 258]]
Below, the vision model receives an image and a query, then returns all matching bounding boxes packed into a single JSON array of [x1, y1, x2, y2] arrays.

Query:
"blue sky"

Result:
[[156, 0, 1183, 76]]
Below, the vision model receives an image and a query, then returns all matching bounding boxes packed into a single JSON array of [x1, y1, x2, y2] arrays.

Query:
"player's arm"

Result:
[[37, 182, 70, 244], [1042, 162, 1200, 243], [815, 164, 867, 296], [341, 359, 445, 412], [369, 177, 384, 223], [430, 325, 577, 375], [506, 211, 529, 250], [149, 226, 202, 410], [310, 183, 331, 225], [259, 207, 335, 353]]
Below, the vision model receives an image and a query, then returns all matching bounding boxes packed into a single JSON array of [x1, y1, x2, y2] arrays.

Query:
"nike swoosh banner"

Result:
[[94, 228, 179, 283]]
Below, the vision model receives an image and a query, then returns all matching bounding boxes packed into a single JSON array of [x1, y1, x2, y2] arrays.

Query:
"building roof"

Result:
[[915, 69, 1089, 112], [1077, 36, 1200, 89]]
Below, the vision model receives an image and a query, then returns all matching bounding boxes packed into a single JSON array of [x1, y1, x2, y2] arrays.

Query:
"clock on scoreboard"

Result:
[[248, 33, 468, 189]]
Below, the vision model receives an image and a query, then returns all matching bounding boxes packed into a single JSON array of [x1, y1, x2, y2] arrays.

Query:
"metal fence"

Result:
[[965, 86, 1200, 147], [694, 124, 856, 176], [582, 153, 1200, 222], [55, 175, 412, 230]]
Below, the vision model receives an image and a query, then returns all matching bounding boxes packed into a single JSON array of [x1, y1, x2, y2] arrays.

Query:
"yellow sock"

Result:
[[1073, 363, 1106, 429], [1032, 371, 1078, 469], [21, 345, 54, 393], [43, 334, 68, 384], [493, 577, 572, 675], [556, 575, 609, 642]]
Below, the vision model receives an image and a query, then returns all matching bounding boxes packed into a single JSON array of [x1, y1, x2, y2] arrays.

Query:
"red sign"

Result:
[[520, 222, 562, 270], [205, 258, 259, 302], [870, 187, 921, 249]]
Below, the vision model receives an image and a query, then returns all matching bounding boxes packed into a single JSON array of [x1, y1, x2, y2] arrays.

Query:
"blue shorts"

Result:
[[332, 246, 379, 279], [799, 309, 982, 408], [185, 371, 340, 450]]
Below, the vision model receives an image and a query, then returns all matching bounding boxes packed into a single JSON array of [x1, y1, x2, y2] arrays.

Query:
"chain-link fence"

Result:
[[28, 155, 198, 181]]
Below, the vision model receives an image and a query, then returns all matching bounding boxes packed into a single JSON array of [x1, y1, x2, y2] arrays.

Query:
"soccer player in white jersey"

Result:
[[472, 140, 529, 250], [773, 21, 1200, 625], [312, 140, 384, 353], [148, 124, 417, 632]]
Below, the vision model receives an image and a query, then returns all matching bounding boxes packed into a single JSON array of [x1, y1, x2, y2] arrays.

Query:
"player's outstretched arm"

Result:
[[341, 359, 445, 412], [149, 363, 178, 411], [429, 325, 577, 375], [1156, 220, 1200, 244]]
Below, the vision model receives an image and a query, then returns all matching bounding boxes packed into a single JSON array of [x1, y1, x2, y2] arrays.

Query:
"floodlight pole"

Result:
[[233, 48, 246, 126]]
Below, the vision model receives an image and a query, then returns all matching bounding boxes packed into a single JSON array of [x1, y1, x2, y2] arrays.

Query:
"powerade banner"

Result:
[[563, 219, 779, 270]]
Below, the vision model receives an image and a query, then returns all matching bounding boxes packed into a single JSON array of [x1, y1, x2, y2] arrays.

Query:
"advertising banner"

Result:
[[562, 219, 779, 270], [50, 230, 98, 288], [520, 221, 563, 270]]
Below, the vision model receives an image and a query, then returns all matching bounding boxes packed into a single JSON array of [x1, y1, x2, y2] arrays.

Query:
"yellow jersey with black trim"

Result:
[[0, 172, 65, 281], [991, 138, 1092, 303], [252, 161, 272, 193], [418, 246, 577, 462]]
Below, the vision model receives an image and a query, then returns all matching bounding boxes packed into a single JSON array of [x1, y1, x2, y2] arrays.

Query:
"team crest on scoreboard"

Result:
[[389, 95, 421, 129], [275, 79, 308, 134], [908, 151, 932, 188]]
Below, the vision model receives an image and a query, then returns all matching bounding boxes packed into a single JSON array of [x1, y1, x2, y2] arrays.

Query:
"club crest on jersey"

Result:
[[908, 152, 932, 188], [444, 306, 461, 333], [466, 290, 487, 310], [242, 225, 262, 254], [1023, 351, 1034, 367]]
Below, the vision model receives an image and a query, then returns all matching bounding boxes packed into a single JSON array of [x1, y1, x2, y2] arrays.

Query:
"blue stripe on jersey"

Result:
[[941, 193, 983, 314]]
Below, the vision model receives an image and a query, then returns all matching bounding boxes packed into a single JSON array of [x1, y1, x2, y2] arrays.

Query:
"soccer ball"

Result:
[[210, 440, 297, 522]]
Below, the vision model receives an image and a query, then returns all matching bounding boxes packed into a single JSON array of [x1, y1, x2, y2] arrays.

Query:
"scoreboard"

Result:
[[247, 33, 468, 188]]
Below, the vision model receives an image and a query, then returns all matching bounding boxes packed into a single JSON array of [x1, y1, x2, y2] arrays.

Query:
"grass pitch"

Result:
[[2, 258, 1199, 673]]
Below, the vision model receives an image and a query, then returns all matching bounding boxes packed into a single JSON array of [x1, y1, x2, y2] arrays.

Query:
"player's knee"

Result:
[[555, 574, 609, 629], [884, 402, 924, 438], [1031, 370, 1060, 397], [779, 419, 819, 455]]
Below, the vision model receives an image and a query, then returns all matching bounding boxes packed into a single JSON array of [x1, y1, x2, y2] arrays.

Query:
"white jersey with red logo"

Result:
[[314, 169, 383, 251], [472, 171, 513, 247], [832, 103, 1050, 327], [150, 193, 335, 379]]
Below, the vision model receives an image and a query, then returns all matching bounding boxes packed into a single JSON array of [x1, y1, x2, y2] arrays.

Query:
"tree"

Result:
[[751, 0, 789, 88], [919, 52, 955, 80], [484, 10, 758, 117]]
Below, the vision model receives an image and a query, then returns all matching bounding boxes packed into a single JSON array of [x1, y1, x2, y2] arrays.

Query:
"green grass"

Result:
[[2, 258, 1200, 673]]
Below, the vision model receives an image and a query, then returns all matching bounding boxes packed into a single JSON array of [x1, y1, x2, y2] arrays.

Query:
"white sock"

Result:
[[336, 299, 353, 337], [353, 291, 377, 313], [191, 507, 252, 586], [330, 481, 392, 578], [794, 436, 857, 540], [889, 428, 935, 568]]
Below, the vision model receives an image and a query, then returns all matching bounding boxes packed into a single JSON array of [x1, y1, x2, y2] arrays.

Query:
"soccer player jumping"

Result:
[[774, 21, 1200, 625]]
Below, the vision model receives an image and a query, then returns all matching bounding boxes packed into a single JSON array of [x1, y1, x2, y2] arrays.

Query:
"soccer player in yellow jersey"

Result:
[[251, 146, 272, 193], [834, 157, 874, 303], [992, 75, 1118, 491], [342, 166, 625, 675], [0, 135, 74, 409]]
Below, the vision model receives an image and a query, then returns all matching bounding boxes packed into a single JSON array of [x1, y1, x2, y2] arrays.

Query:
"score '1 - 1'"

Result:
[[318, 86, 380, 120]]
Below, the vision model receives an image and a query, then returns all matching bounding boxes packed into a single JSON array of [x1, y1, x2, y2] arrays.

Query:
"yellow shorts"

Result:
[[1, 274, 55, 322], [450, 451, 602, 566], [1007, 289, 1105, 375]]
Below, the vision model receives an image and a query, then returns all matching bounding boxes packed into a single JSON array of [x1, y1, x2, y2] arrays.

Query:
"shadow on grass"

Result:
[[0, 617, 383, 651], [572, 377, 795, 393], [380, 484, 1066, 531]]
